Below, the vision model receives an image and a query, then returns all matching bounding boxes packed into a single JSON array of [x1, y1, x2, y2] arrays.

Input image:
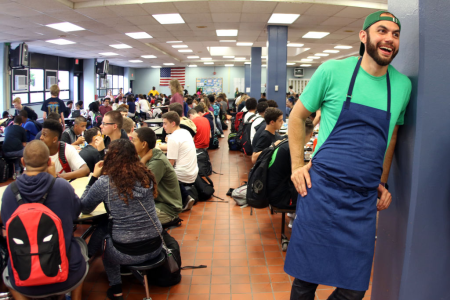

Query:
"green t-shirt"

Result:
[[146, 148, 182, 218], [301, 57, 411, 156]]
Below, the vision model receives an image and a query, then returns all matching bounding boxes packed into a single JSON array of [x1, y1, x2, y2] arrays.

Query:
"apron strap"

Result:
[[386, 71, 391, 120], [344, 58, 362, 109]]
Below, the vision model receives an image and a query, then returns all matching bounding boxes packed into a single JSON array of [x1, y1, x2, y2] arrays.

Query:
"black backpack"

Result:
[[236, 113, 255, 149], [194, 175, 215, 201], [230, 115, 237, 133], [247, 139, 288, 209], [30, 120, 43, 132], [241, 115, 261, 156], [0, 159, 10, 183], [209, 134, 219, 150], [196, 149, 212, 177]]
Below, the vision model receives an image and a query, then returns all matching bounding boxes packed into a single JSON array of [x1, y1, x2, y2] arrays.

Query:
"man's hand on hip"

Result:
[[292, 161, 312, 197]]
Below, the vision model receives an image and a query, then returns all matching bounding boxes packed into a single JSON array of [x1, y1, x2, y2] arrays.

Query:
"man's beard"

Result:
[[365, 32, 398, 66]]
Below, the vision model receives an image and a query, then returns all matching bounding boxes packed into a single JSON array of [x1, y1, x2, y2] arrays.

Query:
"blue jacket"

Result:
[[22, 119, 39, 142]]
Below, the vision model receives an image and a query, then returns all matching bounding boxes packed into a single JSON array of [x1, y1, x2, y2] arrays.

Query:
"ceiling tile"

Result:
[[188, 23, 216, 31], [211, 13, 241, 23], [138, 25, 168, 32], [303, 4, 346, 16], [194, 30, 219, 37], [182, 13, 213, 23], [0, 17, 37, 28], [125, 16, 158, 26], [76, 6, 119, 19], [0, 2, 42, 17], [145, 31, 173, 38], [209, 1, 243, 13], [140, 2, 178, 14], [239, 23, 266, 31], [240, 13, 271, 23], [291, 15, 329, 26], [113, 25, 143, 34], [163, 24, 191, 31], [348, 18, 366, 28], [172, 30, 195, 37], [333, 7, 379, 18], [320, 17, 359, 27], [239, 30, 262, 37], [242, 1, 277, 14], [15, 0, 72, 12], [107, 4, 149, 17], [95, 18, 134, 27], [174, 1, 210, 13], [273, 2, 313, 14], [49, 11, 94, 23]]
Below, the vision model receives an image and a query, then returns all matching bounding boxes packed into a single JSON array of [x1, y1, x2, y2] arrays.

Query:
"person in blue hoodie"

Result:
[[1, 140, 88, 300], [19, 110, 39, 142]]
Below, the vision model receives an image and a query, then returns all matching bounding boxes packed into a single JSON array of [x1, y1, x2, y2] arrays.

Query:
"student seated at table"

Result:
[[13, 97, 38, 121], [122, 117, 135, 139], [195, 103, 215, 142], [80, 139, 163, 300], [61, 116, 87, 146], [19, 110, 39, 142], [126, 95, 136, 118], [1, 140, 88, 300], [3, 116, 27, 177], [35, 112, 61, 140], [79, 127, 102, 173], [97, 111, 129, 160], [116, 105, 129, 118], [40, 119, 90, 180], [99, 97, 113, 117], [251, 108, 285, 164], [250, 102, 269, 145], [162, 111, 197, 211], [133, 127, 183, 225], [169, 102, 196, 136], [188, 108, 211, 150]]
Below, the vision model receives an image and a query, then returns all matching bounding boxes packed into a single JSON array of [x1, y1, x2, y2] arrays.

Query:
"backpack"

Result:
[[30, 120, 42, 132], [241, 115, 261, 156], [6, 178, 70, 287], [234, 111, 246, 133], [92, 112, 102, 128], [196, 149, 212, 177], [228, 133, 239, 151], [194, 175, 215, 201], [184, 184, 199, 203], [58, 142, 71, 174], [232, 183, 248, 206], [209, 134, 219, 150], [236, 113, 254, 150], [230, 115, 237, 133], [247, 139, 288, 209], [0, 159, 10, 183]]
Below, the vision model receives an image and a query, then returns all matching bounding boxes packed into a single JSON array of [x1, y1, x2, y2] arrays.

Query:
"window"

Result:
[[96, 64, 124, 99], [30, 92, 44, 103], [30, 69, 44, 92], [58, 71, 69, 90], [12, 93, 28, 103]]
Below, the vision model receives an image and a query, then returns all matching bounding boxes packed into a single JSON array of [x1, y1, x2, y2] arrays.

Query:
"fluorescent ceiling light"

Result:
[[187, 56, 199, 59], [225, 64, 234, 67], [261, 56, 267, 59], [167, 41, 182, 43], [287, 43, 304, 47], [220, 40, 236, 42], [287, 63, 295, 65], [334, 45, 352, 49], [236, 42, 253, 46], [178, 49, 193, 53], [129, 60, 143, 63], [300, 64, 312, 67], [244, 62, 251, 64], [163, 63, 174, 65], [204, 62, 214, 65], [307, 56, 320, 59], [324, 50, 339, 53], [152, 13, 185, 24], [110, 44, 132, 49], [99, 52, 119, 56], [201, 57, 212, 60], [216, 29, 238, 36], [262, 65, 267, 67], [141, 55, 156, 59], [125, 32, 152, 39], [223, 56, 235, 58], [46, 22, 85, 32], [300, 59, 313, 62], [315, 53, 329, 56], [172, 45, 188, 48], [303, 31, 330, 39], [151, 66, 161, 68], [235, 57, 246, 60], [46, 39, 75, 45], [189, 65, 197, 67], [268, 13, 300, 24]]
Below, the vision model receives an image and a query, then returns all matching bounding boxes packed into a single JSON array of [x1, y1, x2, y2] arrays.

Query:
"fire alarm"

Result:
[[213, 72, 216, 75]]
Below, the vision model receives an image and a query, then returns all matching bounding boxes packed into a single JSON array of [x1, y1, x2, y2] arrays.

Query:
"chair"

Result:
[[269, 205, 296, 252], [124, 251, 166, 300], [3, 156, 20, 179]]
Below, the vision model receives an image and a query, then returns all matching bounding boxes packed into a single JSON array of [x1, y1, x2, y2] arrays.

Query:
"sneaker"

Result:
[[183, 196, 195, 212], [287, 213, 295, 219], [288, 219, 294, 229], [220, 134, 225, 138]]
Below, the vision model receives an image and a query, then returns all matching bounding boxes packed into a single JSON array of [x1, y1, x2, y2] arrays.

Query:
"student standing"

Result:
[[12, 97, 37, 121], [41, 84, 66, 128], [170, 79, 184, 115], [285, 11, 411, 299]]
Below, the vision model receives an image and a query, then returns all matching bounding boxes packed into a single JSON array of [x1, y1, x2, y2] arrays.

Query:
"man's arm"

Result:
[[60, 112, 65, 130], [313, 109, 321, 127], [59, 164, 90, 180], [169, 159, 175, 166], [381, 125, 399, 183], [43, 111, 47, 120], [252, 151, 261, 164]]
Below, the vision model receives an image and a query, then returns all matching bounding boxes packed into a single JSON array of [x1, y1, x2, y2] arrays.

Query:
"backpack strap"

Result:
[[10, 177, 57, 205], [38, 178, 57, 204], [58, 142, 71, 174]]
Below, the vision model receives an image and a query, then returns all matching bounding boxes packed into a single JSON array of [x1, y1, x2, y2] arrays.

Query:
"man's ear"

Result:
[[52, 136, 58, 144], [359, 29, 367, 44], [47, 158, 52, 166], [21, 157, 25, 167]]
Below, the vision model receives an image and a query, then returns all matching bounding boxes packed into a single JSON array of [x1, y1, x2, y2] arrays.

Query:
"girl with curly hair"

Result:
[[80, 139, 162, 300]]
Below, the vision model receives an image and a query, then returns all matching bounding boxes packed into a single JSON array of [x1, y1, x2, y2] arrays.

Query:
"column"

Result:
[[372, 0, 450, 299], [0, 43, 10, 113], [266, 25, 287, 115], [83, 58, 96, 104], [244, 63, 250, 94], [250, 47, 261, 99]]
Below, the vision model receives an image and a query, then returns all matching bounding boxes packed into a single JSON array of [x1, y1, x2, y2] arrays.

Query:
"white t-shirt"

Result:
[[243, 111, 256, 123], [139, 99, 150, 113], [167, 128, 198, 184], [50, 143, 86, 174], [250, 116, 265, 144]]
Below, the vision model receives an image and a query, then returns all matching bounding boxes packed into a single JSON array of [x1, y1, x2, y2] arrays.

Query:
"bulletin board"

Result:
[[196, 78, 223, 94]]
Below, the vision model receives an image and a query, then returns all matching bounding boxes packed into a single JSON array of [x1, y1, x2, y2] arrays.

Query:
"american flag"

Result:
[[160, 67, 185, 86]]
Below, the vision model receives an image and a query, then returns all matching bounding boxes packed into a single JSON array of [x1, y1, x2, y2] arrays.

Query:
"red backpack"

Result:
[[5, 178, 69, 287]]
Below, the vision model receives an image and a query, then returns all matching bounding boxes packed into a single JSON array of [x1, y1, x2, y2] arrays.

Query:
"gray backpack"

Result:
[[232, 184, 247, 206]]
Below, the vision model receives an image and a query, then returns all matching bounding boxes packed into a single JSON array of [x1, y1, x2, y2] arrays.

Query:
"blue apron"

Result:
[[284, 58, 391, 291]]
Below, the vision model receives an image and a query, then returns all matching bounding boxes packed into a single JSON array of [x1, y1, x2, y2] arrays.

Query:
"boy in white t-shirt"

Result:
[[163, 111, 198, 211], [250, 102, 268, 145], [40, 119, 90, 180]]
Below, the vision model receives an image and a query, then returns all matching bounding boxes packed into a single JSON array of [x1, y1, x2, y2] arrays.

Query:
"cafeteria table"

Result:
[[144, 118, 163, 125]]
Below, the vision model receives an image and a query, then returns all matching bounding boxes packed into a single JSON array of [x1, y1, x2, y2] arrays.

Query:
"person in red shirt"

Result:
[[188, 108, 210, 149], [99, 98, 112, 116]]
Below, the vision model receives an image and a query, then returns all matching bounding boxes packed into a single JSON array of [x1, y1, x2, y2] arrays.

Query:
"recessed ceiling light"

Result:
[[187, 56, 199, 59], [99, 52, 119, 56], [216, 29, 238, 36], [151, 66, 162, 68], [236, 42, 253, 46], [334, 45, 352, 49], [167, 41, 183, 43], [152, 13, 185, 24], [129, 60, 143, 63], [225, 64, 234, 67], [287, 63, 295, 65], [262, 65, 267, 67], [287, 43, 304, 47], [189, 65, 197, 67], [244, 62, 251, 64], [307, 56, 320, 59], [110, 44, 132, 49], [303, 31, 330, 39], [315, 53, 329, 56], [324, 50, 339, 53], [268, 13, 300, 24], [223, 56, 235, 58], [235, 57, 246, 60], [300, 59, 313, 62], [201, 57, 212, 60], [46, 22, 85, 32], [172, 45, 188, 48], [141, 55, 157, 59], [163, 63, 174, 65], [300, 64, 312, 67], [46, 39, 75, 45], [125, 32, 152, 39], [220, 40, 237, 42], [204, 62, 214, 65], [178, 49, 193, 52]]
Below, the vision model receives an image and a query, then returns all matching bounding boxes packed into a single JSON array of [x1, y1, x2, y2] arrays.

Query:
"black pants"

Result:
[[290, 278, 366, 300], [178, 181, 190, 207]]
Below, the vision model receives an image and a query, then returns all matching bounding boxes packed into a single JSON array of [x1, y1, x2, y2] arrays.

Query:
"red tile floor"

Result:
[[0, 127, 372, 300]]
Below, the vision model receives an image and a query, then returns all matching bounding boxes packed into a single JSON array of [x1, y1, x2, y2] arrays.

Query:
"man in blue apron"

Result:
[[285, 11, 412, 299]]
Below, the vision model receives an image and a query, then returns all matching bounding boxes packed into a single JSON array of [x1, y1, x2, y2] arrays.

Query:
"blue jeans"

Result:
[[4, 149, 24, 173], [215, 115, 223, 134], [290, 278, 366, 300]]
